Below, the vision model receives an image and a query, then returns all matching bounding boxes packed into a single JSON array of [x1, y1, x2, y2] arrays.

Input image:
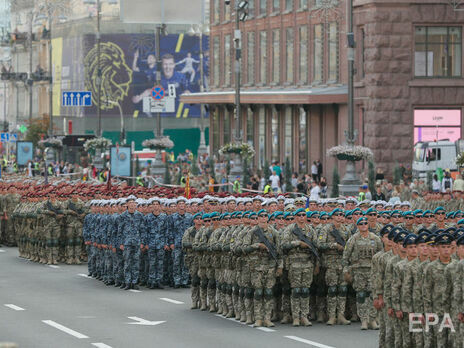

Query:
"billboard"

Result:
[[110, 146, 132, 177], [414, 109, 462, 143], [16, 142, 33, 166], [80, 33, 209, 119]]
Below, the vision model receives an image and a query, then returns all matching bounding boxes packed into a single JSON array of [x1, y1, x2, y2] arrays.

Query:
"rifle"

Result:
[[291, 225, 319, 260], [68, 201, 84, 215], [328, 227, 346, 248], [253, 226, 278, 262], [46, 201, 62, 215]]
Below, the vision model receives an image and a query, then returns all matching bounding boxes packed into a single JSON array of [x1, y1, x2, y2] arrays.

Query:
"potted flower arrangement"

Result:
[[219, 142, 256, 160], [38, 137, 63, 149], [83, 137, 113, 155], [327, 145, 374, 162], [142, 136, 174, 150], [456, 152, 464, 167]]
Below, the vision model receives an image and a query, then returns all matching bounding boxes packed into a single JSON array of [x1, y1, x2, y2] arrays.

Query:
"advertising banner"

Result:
[[16, 142, 33, 166], [110, 146, 131, 177]]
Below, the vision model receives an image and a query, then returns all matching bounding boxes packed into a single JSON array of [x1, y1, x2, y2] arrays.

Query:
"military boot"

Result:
[[337, 314, 351, 325], [317, 310, 325, 323], [292, 318, 300, 327], [280, 314, 292, 324], [245, 313, 253, 325], [326, 317, 337, 325], [300, 317, 312, 327], [361, 320, 368, 330], [253, 320, 263, 327], [263, 320, 274, 327], [368, 319, 379, 330]]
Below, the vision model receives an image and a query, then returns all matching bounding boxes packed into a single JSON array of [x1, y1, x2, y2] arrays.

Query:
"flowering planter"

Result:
[[336, 154, 362, 162]]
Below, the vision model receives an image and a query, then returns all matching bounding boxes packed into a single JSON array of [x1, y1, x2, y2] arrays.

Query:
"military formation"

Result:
[[2, 178, 464, 346]]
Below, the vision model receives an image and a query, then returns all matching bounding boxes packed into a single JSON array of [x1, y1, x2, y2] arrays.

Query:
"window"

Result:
[[315, 0, 337, 7], [212, 109, 220, 153], [271, 108, 280, 162], [248, 0, 255, 17], [360, 27, 365, 78], [299, 26, 308, 84], [285, 0, 293, 11], [224, 110, 230, 144], [299, 0, 308, 9], [259, 0, 267, 16], [213, 0, 220, 23], [328, 22, 338, 82], [213, 36, 220, 86], [224, 34, 231, 86], [247, 32, 255, 84], [414, 26, 462, 77], [272, 29, 280, 83], [426, 148, 441, 162], [247, 108, 254, 146], [224, 0, 231, 21], [286, 28, 294, 83], [260, 31, 267, 84], [273, 0, 280, 12], [299, 108, 307, 173], [313, 24, 323, 83], [258, 107, 266, 168], [284, 107, 293, 163]]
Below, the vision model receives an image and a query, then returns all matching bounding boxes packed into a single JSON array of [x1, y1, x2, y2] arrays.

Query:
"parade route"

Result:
[[0, 247, 378, 348]]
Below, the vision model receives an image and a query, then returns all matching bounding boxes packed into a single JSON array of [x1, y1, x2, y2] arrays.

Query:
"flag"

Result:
[[185, 172, 191, 199], [305, 197, 310, 212], [106, 169, 112, 191]]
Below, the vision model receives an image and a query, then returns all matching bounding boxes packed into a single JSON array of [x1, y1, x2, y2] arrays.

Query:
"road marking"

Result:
[[78, 274, 91, 278], [127, 316, 165, 326], [256, 327, 275, 332], [4, 304, 25, 311], [77, 316, 96, 319], [0, 249, 6, 252], [48, 265, 60, 269], [129, 289, 142, 293], [91, 343, 113, 348], [42, 320, 89, 339], [285, 336, 335, 348], [159, 297, 184, 305]]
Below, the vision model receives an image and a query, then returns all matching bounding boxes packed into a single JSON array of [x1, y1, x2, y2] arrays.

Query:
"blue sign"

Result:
[[62, 91, 92, 106], [16, 141, 33, 166], [152, 86, 165, 100], [110, 146, 131, 177], [0, 133, 16, 142]]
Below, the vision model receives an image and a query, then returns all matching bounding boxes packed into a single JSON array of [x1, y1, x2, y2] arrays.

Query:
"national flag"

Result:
[[185, 172, 191, 199]]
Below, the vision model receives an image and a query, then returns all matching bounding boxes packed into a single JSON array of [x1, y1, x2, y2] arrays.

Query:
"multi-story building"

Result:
[[182, 0, 464, 179]]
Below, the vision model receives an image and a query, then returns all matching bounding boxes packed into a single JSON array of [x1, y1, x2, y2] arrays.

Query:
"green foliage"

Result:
[[264, 159, 271, 180], [331, 166, 340, 198], [164, 162, 171, 185], [24, 115, 49, 147], [209, 157, 217, 181], [393, 162, 401, 185], [284, 157, 293, 193], [225, 158, 230, 177], [191, 156, 200, 176], [368, 161, 376, 195]]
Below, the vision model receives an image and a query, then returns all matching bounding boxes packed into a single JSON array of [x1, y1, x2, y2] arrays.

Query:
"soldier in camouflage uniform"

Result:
[[182, 213, 202, 308], [365, 208, 383, 236], [318, 208, 351, 326], [343, 216, 383, 330], [193, 214, 213, 311]]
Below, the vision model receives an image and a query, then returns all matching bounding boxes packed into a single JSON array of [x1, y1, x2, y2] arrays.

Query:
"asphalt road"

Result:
[[0, 247, 378, 348]]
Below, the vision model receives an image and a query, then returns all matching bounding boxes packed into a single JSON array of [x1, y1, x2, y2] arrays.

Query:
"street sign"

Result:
[[152, 86, 165, 100], [9, 134, 17, 142], [143, 97, 175, 113], [62, 91, 92, 107], [0, 133, 17, 142]]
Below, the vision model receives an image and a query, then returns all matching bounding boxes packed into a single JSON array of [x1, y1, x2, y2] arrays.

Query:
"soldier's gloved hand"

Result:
[[258, 243, 268, 250], [458, 313, 464, 323], [275, 268, 283, 277], [170, 244, 175, 250], [395, 310, 403, 319], [387, 308, 395, 318], [164, 245, 169, 251], [299, 241, 309, 248], [120, 245, 124, 251], [140, 244, 144, 250]]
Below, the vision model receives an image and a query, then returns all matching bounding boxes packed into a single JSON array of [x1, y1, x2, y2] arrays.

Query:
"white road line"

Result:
[[256, 327, 275, 332], [4, 304, 25, 311], [215, 314, 274, 331], [285, 336, 335, 348], [0, 249, 6, 252], [48, 265, 60, 269], [159, 297, 184, 305], [78, 274, 91, 278], [42, 320, 89, 339], [91, 343, 113, 348], [129, 289, 142, 293]]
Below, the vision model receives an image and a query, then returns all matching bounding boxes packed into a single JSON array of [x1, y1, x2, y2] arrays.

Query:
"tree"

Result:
[[331, 166, 340, 198], [24, 114, 49, 146], [284, 157, 293, 193], [368, 160, 376, 195], [393, 162, 401, 185], [209, 156, 217, 182], [164, 162, 171, 185], [191, 156, 200, 176], [264, 159, 271, 180]]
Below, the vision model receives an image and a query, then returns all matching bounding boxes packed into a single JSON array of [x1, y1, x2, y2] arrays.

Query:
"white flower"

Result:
[[142, 137, 174, 149], [219, 142, 256, 159], [38, 137, 63, 149], [327, 145, 374, 161], [83, 137, 113, 152]]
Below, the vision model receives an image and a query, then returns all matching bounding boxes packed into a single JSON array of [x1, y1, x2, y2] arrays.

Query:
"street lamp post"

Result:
[[96, 0, 102, 137], [48, 14, 53, 137]]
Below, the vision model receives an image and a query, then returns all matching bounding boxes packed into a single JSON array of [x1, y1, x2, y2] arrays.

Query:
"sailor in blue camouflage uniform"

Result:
[[103, 200, 116, 286], [113, 199, 126, 288], [171, 197, 194, 288], [163, 199, 176, 286], [137, 199, 150, 287], [83, 201, 97, 277], [118, 195, 145, 290], [145, 198, 167, 289], [95, 201, 107, 280]]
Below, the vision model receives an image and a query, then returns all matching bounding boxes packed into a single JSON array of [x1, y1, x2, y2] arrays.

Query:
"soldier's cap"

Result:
[[310, 211, 320, 218], [445, 227, 457, 235], [329, 208, 344, 217], [365, 207, 377, 215], [319, 212, 329, 219], [225, 196, 236, 203], [403, 234, 417, 247], [176, 196, 187, 203], [252, 196, 264, 202], [458, 219, 464, 225], [294, 197, 306, 204], [388, 227, 402, 240], [202, 213, 210, 221], [394, 231, 409, 243], [434, 206, 446, 214], [305, 211, 313, 218], [268, 213, 276, 221], [357, 200, 371, 207], [457, 235, 464, 246], [402, 211, 413, 217], [380, 211, 391, 217], [285, 204, 296, 212], [275, 195, 285, 201], [283, 212, 293, 220], [345, 197, 358, 203], [257, 209, 268, 217], [248, 212, 258, 219], [374, 201, 385, 207], [446, 211, 456, 219], [351, 208, 363, 215], [345, 210, 353, 217], [266, 198, 278, 206], [235, 212, 243, 218], [422, 210, 433, 217], [413, 209, 423, 216], [454, 211, 464, 218], [416, 232, 430, 244], [126, 195, 137, 202], [425, 234, 438, 245], [412, 189, 419, 195], [380, 224, 394, 236], [337, 199, 346, 206], [210, 212, 220, 220], [435, 233, 454, 245], [400, 201, 411, 207], [356, 217, 368, 225], [390, 209, 402, 216], [221, 213, 231, 220], [293, 208, 306, 216], [284, 198, 295, 206], [274, 211, 284, 218], [307, 198, 318, 204], [242, 211, 251, 218], [192, 213, 203, 220]]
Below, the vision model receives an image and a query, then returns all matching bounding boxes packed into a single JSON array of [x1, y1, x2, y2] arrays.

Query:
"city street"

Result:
[[0, 247, 378, 348]]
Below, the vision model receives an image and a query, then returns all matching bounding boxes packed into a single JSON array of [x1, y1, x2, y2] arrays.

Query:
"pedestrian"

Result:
[[311, 162, 318, 182], [269, 171, 280, 193], [432, 174, 441, 193], [309, 181, 321, 200], [317, 160, 323, 183], [442, 170, 453, 192]]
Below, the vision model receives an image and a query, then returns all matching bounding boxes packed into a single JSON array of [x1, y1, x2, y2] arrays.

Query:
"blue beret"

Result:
[[283, 212, 293, 219], [345, 210, 352, 217], [434, 207, 445, 214], [402, 211, 413, 217], [446, 212, 454, 219], [274, 211, 284, 217], [248, 212, 257, 218], [380, 224, 394, 236], [257, 209, 267, 216], [294, 208, 306, 215], [365, 208, 377, 215], [457, 235, 464, 246], [356, 217, 368, 225], [435, 233, 454, 245], [351, 208, 363, 214], [394, 231, 409, 243], [330, 208, 343, 217], [416, 232, 430, 244], [391, 210, 402, 216], [403, 234, 417, 247], [193, 213, 203, 220], [202, 213, 210, 220], [310, 211, 320, 218], [413, 209, 423, 216], [422, 210, 433, 217], [458, 219, 464, 225]]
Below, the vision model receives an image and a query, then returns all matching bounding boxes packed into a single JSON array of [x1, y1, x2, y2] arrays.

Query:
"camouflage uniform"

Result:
[[444, 258, 463, 348], [384, 254, 401, 346], [182, 225, 199, 308]]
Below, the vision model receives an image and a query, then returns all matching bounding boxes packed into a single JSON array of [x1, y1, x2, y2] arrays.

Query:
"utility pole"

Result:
[[233, 1, 241, 144], [48, 14, 53, 137], [28, 11, 33, 122], [97, 0, 102, 137]]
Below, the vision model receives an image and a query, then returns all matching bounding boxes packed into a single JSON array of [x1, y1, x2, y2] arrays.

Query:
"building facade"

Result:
[[182, 0, 464, 180]]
